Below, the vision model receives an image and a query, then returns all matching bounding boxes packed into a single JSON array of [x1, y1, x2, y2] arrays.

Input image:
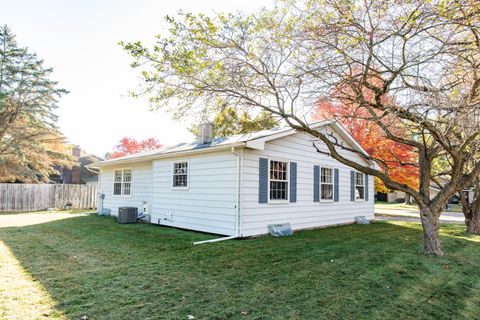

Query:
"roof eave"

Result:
[[88, 142, 246, 169]]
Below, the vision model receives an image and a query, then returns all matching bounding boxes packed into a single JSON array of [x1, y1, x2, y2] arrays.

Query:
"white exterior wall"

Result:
[[150, 151, 238, 236], [240, 130, 374, 237], [99, 161, 153, 216]]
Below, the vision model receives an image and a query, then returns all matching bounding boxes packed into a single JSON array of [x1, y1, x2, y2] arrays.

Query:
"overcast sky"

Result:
[[2, 0, 271, 156]]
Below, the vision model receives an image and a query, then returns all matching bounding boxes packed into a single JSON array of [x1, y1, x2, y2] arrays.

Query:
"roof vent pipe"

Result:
[[197, 122, 214, 144]]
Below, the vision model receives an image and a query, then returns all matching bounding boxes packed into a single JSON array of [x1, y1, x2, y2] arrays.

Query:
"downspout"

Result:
[[232, 146, 242, 237], [193, 146, 242, 245]]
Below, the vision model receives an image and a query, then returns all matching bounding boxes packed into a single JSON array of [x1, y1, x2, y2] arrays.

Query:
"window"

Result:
[[355, 172, 365, 200], [173, 162, 188, 188], [113, 169, 131, 195], [320, 167, 334, 201], [269, 160, 288, 201]]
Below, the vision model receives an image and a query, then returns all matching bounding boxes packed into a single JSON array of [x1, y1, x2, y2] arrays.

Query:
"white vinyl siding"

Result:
[[240, 128, 374, 237], [100, 162, 153, 216], [151, 151, 237, 235]]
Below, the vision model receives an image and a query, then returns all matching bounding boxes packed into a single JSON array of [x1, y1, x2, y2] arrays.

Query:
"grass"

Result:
[[444, 203, 462, 213], [375, 201, 420, 211], [375, 201, 463, 213], [0, 213, 479, 319]]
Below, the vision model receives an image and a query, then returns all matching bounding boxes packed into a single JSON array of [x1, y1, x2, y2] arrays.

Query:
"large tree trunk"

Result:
[[464, 198, 480, 235], [459, 187, 480, 235], [419, 207, 443, 256], [466, 210, 480, 235]]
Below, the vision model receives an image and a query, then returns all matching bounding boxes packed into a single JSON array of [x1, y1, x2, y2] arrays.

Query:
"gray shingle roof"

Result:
[[91, 126, 290, 167], [89, 120, 375, 169]]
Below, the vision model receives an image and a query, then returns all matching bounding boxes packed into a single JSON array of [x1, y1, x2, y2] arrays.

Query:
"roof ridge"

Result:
[[89, 120, 340, 168]]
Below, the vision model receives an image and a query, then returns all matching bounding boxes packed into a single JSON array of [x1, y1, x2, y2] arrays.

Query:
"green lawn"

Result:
[[1, 213, 479, 319], [375, 201, 420, 211]]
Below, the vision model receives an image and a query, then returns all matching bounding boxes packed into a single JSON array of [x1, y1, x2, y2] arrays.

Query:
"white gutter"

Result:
[[193, 146, 242, 245], [89, 142, 246, 169]]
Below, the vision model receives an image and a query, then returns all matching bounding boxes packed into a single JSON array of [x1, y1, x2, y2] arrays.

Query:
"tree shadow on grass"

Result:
[[0, 215, 479, 320]]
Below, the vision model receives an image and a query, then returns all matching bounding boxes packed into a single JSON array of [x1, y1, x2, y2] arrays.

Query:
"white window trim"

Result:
[[355, 171, 365, 202], [267, 158, 290, 204], [171, 160, 190, 191], [320, 166, 334, 203], [112, 168, 132, 197]]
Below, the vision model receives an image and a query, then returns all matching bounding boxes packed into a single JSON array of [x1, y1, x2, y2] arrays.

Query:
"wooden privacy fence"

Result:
[[0, 184, 97, 212]]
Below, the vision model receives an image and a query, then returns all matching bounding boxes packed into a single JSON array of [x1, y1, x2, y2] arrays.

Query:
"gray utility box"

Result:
[[118, 207, 138, 224]]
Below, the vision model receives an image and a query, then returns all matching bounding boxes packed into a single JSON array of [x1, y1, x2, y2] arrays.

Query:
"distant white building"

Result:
[[90, 121, 375, 237]]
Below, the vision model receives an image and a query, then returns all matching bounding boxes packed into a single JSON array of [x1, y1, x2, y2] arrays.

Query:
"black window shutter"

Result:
[[290, 162, 297, 203], [313, 165, 320, 202], [334, 168, 339, 202], [258, 157, 268, 203]]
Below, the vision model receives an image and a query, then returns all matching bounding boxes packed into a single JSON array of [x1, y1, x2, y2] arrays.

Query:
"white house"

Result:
[[90, 120, 375, 237]]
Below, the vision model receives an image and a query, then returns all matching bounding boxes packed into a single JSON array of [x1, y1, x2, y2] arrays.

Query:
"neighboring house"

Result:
[[377, 187, 441, 203], [79, 153, 103, 184], [90, 121, 375, 237], [52, 146, 102, 184], [51, 146, 82, 184], [376, 180, 473, 205]]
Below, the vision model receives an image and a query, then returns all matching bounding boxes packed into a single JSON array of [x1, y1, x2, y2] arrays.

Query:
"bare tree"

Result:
[[122, 0, 480, 255]]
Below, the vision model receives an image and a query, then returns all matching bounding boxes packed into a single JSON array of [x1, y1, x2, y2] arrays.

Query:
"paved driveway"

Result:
[[375, 208, 464, 223], [0, 212, 88, 228]]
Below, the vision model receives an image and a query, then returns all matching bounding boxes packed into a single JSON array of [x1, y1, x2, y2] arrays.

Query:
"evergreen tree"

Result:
[[0, 25, 71, 182]]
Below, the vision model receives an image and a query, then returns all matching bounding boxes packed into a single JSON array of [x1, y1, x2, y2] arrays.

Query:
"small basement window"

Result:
[[113, 169, 131, 195], [269, 160, 289, 201], [320, 167, 333, 201], [173, 161, 188, 188], [355, 172, 365, 200]]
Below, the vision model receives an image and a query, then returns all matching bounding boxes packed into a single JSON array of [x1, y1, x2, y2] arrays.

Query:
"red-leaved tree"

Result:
[[107, 137, 162, 159], [313, 89, 419, 195]]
